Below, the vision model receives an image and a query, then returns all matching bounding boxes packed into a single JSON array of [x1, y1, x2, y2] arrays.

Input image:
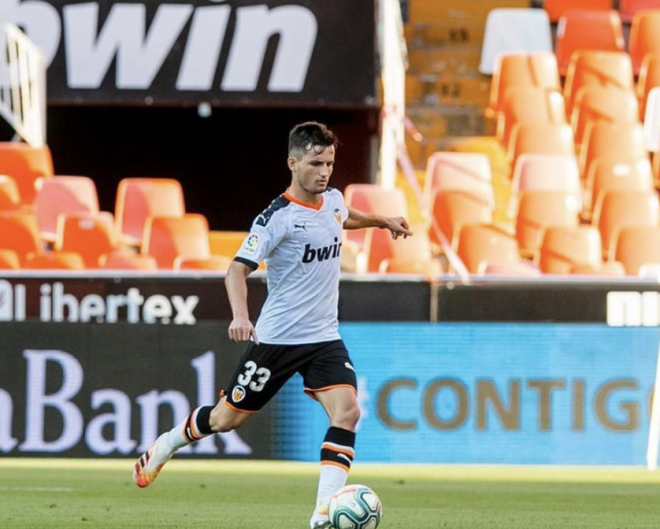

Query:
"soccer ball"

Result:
[[328, 484, 382, 529]]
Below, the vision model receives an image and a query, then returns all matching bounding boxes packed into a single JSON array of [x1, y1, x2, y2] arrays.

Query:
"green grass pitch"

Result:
[[1, 459, 660, 528]]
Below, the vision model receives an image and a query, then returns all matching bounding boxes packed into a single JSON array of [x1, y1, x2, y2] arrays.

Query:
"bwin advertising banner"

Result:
[[0, 0, 377, 106], [274, 323, 660, 466]]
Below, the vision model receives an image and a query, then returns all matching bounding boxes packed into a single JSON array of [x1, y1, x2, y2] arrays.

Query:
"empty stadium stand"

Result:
[[3, 0, 660, 278]]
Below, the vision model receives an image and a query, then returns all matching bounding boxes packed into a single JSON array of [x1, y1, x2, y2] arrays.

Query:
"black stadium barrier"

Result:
[[2, 274, 660, 459]]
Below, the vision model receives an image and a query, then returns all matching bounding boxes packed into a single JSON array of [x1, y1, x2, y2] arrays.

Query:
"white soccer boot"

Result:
[[133, 433, 174, 488], [309, 503, 332, 529]]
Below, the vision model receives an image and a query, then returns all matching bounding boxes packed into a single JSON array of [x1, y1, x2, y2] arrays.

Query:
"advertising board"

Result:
[[275, 323, 658, 465], [0, 0, 377, 107]]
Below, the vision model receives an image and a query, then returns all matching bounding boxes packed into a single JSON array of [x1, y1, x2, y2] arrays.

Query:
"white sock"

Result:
[[163, 407, 211, 452], [315, 465, 349, 510]]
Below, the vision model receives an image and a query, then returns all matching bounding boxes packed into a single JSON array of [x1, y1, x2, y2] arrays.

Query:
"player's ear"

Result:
[[287, 156, 297, 172]]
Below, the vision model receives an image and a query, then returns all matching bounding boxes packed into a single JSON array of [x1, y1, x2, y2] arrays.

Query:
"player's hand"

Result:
[[385, 217, 413, 240], [228, 316, 259, 345]]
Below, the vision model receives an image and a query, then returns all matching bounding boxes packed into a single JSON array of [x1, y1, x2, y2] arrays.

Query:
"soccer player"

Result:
[[133, 121, 412, 529]]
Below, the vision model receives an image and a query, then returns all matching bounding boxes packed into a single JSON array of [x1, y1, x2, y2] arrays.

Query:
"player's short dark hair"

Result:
[[288, 121, 338, 159]]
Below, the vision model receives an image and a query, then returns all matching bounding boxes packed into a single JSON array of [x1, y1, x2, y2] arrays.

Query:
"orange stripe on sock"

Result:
[[321, 461, 350, 472], [321, 443, 355, 458], [188, 412, 205, 441], [182, 414, 195, 443]]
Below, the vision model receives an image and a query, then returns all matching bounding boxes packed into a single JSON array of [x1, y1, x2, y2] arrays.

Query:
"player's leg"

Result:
[[311, 387, 360, 527], [302, 341, 359, 529], [133, 341, 294, 488], [133, 394, 251, 488], [133, 342, 259, 488]]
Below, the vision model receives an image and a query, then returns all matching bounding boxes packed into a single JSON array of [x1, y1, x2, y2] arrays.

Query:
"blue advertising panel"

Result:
[[273, 323, 660, 465]]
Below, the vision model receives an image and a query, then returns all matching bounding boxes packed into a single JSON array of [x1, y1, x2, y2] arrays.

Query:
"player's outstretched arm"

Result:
[[344, 207, 413, 240], [225, 260, 260, 344]]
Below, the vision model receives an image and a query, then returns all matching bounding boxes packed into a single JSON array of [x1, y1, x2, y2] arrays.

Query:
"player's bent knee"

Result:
[[347, 404, 361, 428], [333, 403, 361, 430]]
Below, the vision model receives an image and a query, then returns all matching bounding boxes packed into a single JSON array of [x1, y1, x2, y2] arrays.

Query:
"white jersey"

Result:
[[234, 187, 349, 345]]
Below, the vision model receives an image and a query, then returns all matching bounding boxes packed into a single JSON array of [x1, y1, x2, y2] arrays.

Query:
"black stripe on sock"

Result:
[[320, 426, 356, 469], [321, 447, 354, 469], [324, 426, 356, 447], [195, 405, 214, 435]]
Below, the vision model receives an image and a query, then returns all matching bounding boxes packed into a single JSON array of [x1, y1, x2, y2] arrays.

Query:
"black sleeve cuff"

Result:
[[234, 256, 259, 270]]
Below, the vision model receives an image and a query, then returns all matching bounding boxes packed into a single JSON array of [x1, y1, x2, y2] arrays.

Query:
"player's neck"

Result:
[[285, 186, 322, 207]]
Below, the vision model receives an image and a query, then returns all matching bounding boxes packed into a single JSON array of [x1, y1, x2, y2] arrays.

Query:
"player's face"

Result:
[[289, 145, 335, 198]]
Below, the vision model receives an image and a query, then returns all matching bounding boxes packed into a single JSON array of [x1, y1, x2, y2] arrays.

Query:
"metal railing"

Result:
[[377, 0, 471, 281], [378, 0, 407, 191], [0, 21, 46, 147]]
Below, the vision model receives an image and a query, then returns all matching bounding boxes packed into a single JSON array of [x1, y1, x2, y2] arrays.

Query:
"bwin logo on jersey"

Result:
[[302, 237, 341, 263]]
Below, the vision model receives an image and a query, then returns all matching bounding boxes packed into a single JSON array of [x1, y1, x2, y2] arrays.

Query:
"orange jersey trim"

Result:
[[224, 400, 256, 414], [284, 191, 323, 210], [321, 461, 351, 472], [304, 384, 358, 401]]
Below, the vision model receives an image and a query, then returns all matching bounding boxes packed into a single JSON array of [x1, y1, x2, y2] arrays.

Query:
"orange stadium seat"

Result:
[[35, 176, 100, 242], [637, 53, 660, 119], [508, 123, 576, 170], [0, 142, 54, 204], [478, 261, 542, 277], [142, 213, 211, 269], [362, 220, 419, 273], [538, 225, 603, 274], [644, 86, 660, 153], [628, 9, 660, 74], [342, 184, 409, 268], [570, 86, 640, 146], [508, 154, 582, 218], [424, 152, 494, 209], [208, 230, 249, 259], [0, 249, 20, 270], [592, 189, 660, 255], [578, 121, 647, 179], [544, 0, 612, 22], [54, 212, 115, 268], [486, 52, 561, 119], [365, 225, 438, 274], [555, 10, 625, 76], [0, 211, 42, 265], [114, 177, 185, 247], [612, 225, 660, 274], [569, 261, 626, 276], [585, 158, 654, 216], [515, 190, 581, 259], [620, 0, 660, 22], [497, 86, 566, 149], [428, 189, 493, 247], [453, 223, 521, 274], [563, 51, 634, 119], [0, 175, 20, 211], [24, 251, 85, 270], [99, 251, 158, 271], [208, 230, 265, 271], [379, 256, 443, 277], [174, 255, 232, 272]]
